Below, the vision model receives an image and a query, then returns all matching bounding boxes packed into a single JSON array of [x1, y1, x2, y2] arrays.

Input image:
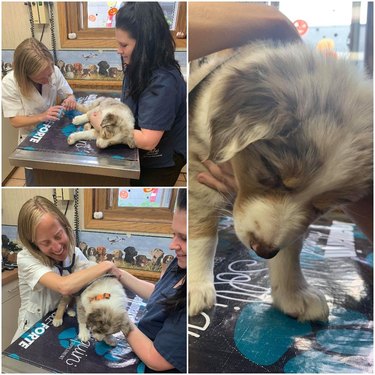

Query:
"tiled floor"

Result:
[[3, 167, 26, 186], [3, 167, 187, 187]]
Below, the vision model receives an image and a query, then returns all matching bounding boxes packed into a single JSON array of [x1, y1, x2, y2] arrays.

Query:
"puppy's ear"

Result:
[[101, 113, 117, 138], [208, 65, 298, 162], [209, 115, 277, 162]]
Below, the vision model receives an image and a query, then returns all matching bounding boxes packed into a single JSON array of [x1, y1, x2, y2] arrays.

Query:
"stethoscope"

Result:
[[55, 253, 76, 276]]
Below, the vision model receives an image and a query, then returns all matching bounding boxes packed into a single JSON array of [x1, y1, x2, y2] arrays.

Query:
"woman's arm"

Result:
[[9, 105, 65, 128], [133, 129, 164, 151], [61, 94, 77, 110], [189, 2, 300, 61], [113, 268, 155, 300], [38, 261, 116, 296], [126, 326, 174, 372]]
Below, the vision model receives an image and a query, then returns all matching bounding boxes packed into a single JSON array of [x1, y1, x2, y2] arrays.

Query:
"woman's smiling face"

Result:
[[34, 213, 70, 262], [115, 28, 137, 65]]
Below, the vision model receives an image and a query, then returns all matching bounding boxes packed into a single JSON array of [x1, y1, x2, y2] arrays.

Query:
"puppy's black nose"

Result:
[[250, 243, 280, 259]]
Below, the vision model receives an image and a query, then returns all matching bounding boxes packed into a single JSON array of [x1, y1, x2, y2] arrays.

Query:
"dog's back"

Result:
[[76, 97, 121, 113]]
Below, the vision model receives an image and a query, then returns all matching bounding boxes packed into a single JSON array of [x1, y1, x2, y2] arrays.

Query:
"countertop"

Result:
[[2, 269, 18, 286]]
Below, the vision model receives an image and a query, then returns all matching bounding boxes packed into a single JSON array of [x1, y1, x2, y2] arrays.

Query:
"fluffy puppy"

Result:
[[189, 41, 373, 321], [67, 97, 135, 149], [53, 275, 133, 346]]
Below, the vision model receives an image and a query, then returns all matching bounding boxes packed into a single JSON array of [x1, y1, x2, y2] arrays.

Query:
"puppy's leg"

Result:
[[53, 295, 71, 327], [67, 129, 98, 145], [189, 185, 224, 316], [72, 113, 90, 125], [269, 238, 329, 322], [76, 299, 91, 342], [75, 103, 90, 113], [189, 230, 219, 316], [83, 122, 92, 131], [95, 137, 112, 149], [121, 312, 135, 337], [67, 297, 76, 317], [96, 132, 135, 149], [117, 132, 136, 149]]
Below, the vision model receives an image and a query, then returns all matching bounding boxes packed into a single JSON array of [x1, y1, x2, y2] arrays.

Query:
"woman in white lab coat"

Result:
[[2, 38, 76, 185], [12, 196, 118, 342]]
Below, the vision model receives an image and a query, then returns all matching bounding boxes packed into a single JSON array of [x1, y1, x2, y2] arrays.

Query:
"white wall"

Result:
[[2, 2, 57, 49], [1, 188, 84, 229]]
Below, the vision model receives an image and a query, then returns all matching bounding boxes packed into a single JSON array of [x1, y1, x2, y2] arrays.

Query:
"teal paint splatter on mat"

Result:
[[316, 329, 373, 356], [61, 124, 83, 137], [284, 351, 361, 373], [8, 353, 20, 360], [58, 327, 79, 349], [234, 304, 312, 365]]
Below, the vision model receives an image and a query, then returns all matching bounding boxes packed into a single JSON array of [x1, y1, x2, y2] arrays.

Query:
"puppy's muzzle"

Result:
[[249, 235, 280, 259]]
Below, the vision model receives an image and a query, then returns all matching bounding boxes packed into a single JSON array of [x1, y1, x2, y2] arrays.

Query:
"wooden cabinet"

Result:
[[2, 278, 21, 348], [2, 116, 19, 182]]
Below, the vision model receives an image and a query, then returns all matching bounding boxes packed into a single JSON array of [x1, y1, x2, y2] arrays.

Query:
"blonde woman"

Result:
[[2, 38, 76, 185], [13, 196, 118, 342]]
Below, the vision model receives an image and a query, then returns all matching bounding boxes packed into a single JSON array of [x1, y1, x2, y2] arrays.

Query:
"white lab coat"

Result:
[[12, 247, 89, 343], [2, 66, 73, 143]]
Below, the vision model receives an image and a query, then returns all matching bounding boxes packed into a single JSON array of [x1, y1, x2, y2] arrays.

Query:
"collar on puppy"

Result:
[[89, 293, 111, 302]]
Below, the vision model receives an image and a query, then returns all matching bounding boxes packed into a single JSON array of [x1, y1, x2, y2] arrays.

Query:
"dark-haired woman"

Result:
[[113, 189, 187, 372], [115, 2, 186, 187]]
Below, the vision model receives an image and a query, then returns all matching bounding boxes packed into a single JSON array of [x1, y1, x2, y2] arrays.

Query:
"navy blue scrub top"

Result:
[[137, 258, 186, 373], [121, 66, 186, 169]]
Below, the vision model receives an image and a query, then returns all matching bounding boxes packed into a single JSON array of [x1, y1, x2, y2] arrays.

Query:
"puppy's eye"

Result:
[[312, 205, 324, 216], [258, 156, 294, 192]]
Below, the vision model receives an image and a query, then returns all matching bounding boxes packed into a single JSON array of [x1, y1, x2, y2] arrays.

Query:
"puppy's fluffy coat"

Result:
[[189, 41, 373, 321], [67, 97, 135, 149], [53, 275, 133, 345]]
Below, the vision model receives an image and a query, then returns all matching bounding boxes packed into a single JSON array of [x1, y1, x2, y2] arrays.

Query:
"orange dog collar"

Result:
[[89, 293, 111, 302]]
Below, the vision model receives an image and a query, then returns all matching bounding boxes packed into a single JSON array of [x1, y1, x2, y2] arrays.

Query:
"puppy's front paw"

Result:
[[52, 318, 63, 327], [96, 138, 109, 149], [67, 308, 76, 317], [127, 138, 136, 149], [78, 328, 91, 342], [104, 335, 117, 347], [189, 281, 216, 316], [272, 285, 329, 322], [72, 115, 84, 125], [121, 316, 135, 337], [67, 134, 76, 145]]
